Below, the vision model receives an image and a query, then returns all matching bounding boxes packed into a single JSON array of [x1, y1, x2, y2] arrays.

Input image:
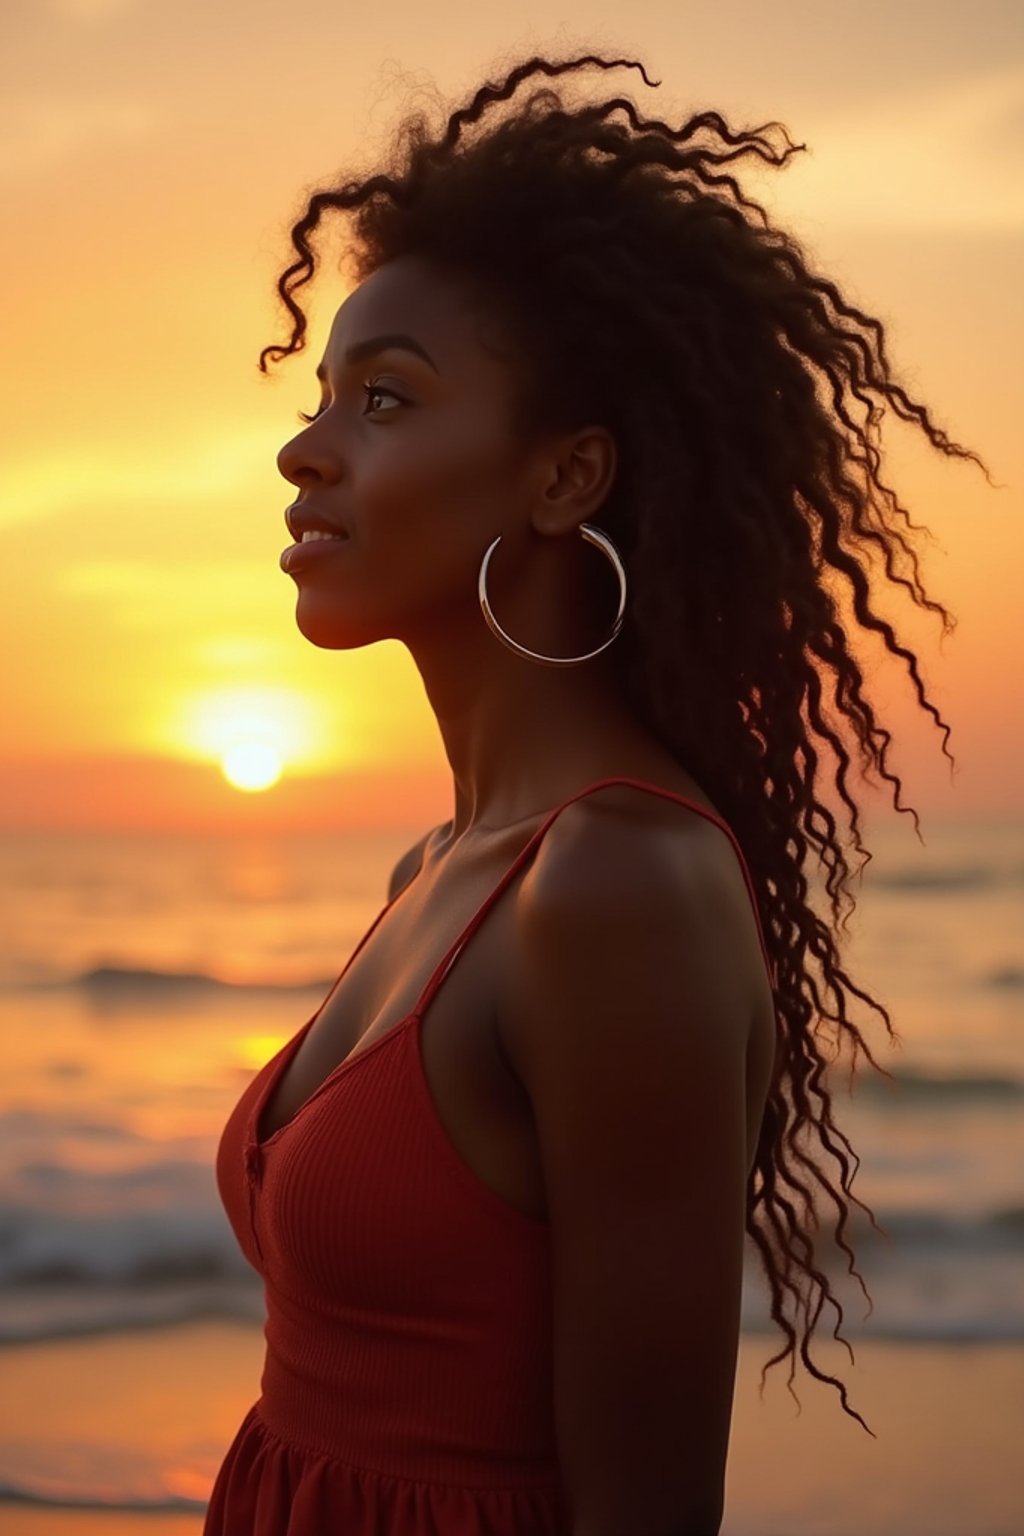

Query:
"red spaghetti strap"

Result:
[[304, 885, 407, 1031], [410, 807, 562, 1018], [211, 777, 776, 1530], [346, 893, 401, 969], [412, 775, 776, 1018]]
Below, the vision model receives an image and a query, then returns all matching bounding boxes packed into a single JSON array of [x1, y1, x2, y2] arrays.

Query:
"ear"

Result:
[[533, 425, 618, 536]]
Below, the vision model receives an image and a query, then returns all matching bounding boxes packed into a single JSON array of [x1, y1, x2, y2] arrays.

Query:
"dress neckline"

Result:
[[247, 773, 771, 1153]]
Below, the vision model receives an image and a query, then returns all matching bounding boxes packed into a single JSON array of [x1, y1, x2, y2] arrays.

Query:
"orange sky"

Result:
[[1, 1, 1021, 831]]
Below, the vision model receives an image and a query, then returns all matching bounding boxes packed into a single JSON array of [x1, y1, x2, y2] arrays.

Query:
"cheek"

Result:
[[364, 407, 517, 558]]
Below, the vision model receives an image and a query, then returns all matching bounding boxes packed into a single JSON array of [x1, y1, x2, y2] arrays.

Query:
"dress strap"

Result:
[[411, 775, 776, 1020]]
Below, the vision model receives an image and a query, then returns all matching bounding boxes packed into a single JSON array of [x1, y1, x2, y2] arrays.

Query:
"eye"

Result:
[[360, 380, 406, 415], [297, 379, 406, 425]]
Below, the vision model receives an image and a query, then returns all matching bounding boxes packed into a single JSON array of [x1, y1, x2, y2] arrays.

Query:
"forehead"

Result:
[[321, 256, 515, 381]]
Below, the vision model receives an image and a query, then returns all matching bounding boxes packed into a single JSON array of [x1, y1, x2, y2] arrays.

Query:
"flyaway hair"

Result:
[[257, 50, 996, 1435]]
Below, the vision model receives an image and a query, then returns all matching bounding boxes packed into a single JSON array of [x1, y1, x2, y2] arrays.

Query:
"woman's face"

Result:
[[276, 256, 535, 652]]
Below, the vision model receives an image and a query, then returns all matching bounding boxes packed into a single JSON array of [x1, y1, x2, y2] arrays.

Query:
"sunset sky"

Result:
[[2, 0, 1021, 832]]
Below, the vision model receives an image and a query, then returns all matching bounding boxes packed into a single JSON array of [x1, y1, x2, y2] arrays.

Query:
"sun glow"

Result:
[[170, 686, 322, 788], [221, 741, 282, 792]]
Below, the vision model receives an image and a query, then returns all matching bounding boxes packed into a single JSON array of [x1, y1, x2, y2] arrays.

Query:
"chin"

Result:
[[291, 598, 379, 651]]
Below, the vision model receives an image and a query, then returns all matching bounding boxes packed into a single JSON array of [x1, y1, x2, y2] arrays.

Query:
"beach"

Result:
[[1, 813, 1021, 1534], [1, 1319, 1021, 1535]]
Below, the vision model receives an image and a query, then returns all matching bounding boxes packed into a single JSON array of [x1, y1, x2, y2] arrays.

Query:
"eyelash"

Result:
[[297, 380, 406, 425]]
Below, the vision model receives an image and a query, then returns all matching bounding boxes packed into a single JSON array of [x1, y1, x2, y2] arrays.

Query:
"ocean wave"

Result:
[[858, 1206, 1024, 1247], [6, 957, 1024, 1004], [0, 1479, 205, 1515], [854, 1068, 1024, 1104], [2, 1151, 1022, 1313], [865, 860, 1024, 897], [2, 1210, 1023, 1348], [737, 1312, 1024, 1344], [3, 963, 335, 993], [866, 864, 1013, 892], [2, 1266, 1022, 1350], [0, 1201, 256, 1297], [0, 1279, 265, 1347], [986, 965, 1024, 990]]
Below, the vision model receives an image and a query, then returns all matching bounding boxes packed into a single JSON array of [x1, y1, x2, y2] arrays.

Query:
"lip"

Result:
[[280, 535, 350, 575], [285, 502, 349, 542]]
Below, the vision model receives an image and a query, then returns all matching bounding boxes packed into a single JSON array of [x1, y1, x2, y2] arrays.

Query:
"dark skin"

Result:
[[273, 257, 764, 1532], [275, 254, 697, 850]]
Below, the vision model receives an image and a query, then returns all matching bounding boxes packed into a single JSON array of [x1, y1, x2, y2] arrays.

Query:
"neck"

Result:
[[412, 633, 646, 841]]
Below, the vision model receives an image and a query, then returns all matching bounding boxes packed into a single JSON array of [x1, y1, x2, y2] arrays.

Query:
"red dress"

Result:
[[204, 776, 773, 1534]]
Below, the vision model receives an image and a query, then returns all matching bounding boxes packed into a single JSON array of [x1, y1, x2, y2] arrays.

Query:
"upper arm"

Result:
[[386, 824, 442, 902], [504, 803, 754, 1536]]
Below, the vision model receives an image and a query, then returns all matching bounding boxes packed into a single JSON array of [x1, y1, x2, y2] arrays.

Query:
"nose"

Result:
[[276, 421, 339, 488]]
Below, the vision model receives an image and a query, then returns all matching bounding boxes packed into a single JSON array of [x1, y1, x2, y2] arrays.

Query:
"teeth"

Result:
[[300, 529, 346, 542]]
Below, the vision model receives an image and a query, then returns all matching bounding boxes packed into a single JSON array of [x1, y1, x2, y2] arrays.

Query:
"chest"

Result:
[[256, 836, 775, 1226], [258, 865, 550, 1222]]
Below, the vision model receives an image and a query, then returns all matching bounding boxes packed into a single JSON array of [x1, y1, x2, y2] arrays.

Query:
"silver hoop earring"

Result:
[[477, 522, 627, 668]]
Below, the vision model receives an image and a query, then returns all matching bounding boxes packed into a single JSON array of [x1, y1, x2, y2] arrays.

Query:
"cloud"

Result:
[[46, 0, 144, 20], [52, 557, 279, 631], [753, 65, 1024, 233], [0, 427, 277, 534], [0, 93, 157, 181]]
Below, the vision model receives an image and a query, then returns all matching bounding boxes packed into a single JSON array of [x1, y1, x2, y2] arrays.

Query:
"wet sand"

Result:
[[1, 1321, 1021, 1535]]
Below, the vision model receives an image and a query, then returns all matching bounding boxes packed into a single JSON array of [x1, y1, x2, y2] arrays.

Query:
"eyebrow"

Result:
[[316, 333, 440, 382]]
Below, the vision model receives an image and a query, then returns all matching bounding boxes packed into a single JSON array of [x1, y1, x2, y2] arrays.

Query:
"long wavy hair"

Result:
[[257, 51, 994, 1435]]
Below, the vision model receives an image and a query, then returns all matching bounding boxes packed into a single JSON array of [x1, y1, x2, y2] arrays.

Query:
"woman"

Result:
[[204, 50, 991, 1536]]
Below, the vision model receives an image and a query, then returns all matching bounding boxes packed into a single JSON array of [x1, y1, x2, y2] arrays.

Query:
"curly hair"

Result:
[[257, 51, 995, 1436]]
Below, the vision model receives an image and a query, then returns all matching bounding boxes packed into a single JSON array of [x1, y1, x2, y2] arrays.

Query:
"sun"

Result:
[[165, 686, 323, 794], [221, 741, 283, 793]]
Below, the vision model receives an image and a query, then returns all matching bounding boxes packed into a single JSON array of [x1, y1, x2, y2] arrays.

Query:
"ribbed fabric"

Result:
[[204, 776, 773, 1534]]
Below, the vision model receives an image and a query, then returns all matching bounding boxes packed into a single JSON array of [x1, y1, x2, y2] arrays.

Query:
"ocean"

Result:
[[0, 809, 1021, 1531]]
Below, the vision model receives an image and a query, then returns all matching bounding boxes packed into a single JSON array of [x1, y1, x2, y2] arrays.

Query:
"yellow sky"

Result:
[[1, 0, 1021, 829]]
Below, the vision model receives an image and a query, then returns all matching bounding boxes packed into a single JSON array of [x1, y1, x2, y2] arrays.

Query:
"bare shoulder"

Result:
[[527, 778, 746, 898], [511, 781, 769, 1025], [501, 783, 761, 1083], [497, 784, 768, 1533]]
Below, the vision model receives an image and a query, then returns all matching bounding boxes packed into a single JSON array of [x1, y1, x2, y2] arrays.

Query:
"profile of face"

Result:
[[276, 256, 539, 655], [276, 256, 619, 670]]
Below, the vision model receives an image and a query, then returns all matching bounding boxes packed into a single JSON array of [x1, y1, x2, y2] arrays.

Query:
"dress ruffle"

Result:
[[204, 1404, 570, 1536]]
